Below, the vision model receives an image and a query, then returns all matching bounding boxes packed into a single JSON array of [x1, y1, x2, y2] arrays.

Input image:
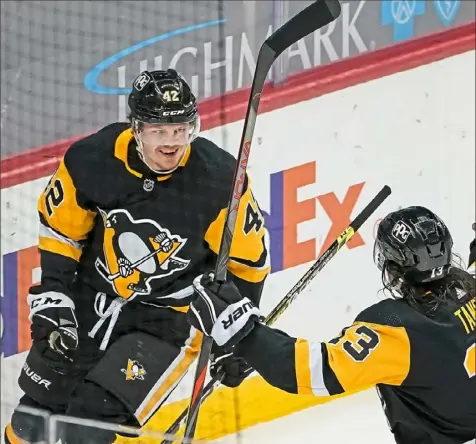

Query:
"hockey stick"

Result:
[[161, 184, 391, 443], [180, 1, 342, 440], [264, 185, 392, 324]]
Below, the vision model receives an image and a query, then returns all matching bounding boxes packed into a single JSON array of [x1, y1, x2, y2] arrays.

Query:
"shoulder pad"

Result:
[[354, 299, 406, 327], [64, 123, 129, 168], [192, 136, 236, 174], [62, 123, 130, 203]]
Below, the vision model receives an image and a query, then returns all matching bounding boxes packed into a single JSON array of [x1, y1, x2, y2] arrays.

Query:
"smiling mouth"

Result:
[[157, 147, 179, 157]]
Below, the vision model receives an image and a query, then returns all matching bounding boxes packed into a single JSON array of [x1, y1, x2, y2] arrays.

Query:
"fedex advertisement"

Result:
[[264, 162, 365, 273]]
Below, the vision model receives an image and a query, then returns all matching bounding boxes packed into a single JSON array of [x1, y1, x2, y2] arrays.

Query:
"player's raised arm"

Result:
[[188, 274, 411, 397], [234, 318, 411, 397], [203, 173, 270, 307]]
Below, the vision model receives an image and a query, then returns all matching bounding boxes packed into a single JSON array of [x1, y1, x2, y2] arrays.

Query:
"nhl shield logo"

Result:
[[433, 0, 460, 26], [143, 178, 154, 192]]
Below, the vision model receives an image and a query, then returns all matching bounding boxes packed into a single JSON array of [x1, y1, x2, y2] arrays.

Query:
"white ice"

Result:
[[211, 388, 395, 444]]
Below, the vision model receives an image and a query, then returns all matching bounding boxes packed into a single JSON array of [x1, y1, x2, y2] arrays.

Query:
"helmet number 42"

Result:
[[163, 90, 179, 102]]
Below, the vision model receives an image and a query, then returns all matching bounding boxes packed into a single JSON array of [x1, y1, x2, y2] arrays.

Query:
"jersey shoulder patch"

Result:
[[354, 299, 407, 328], [63, 122, 130, 205], [65, 123, 129, 167], [190, 136, 248, 205], [191, 136, 236, 177]]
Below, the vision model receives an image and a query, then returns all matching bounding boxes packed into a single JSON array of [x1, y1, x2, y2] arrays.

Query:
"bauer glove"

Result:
[[188, 272, 261, 351], [27, 285, 79, 361]]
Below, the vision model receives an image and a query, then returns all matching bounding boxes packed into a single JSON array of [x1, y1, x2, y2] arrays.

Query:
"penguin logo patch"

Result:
[[121, 359, 147, 381], [95, 208, 190, 300]]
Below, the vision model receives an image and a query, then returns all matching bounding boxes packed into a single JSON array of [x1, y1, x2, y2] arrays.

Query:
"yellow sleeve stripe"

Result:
[[39, 236, 82, 262], [227, 260, 270, 283], [295, 338, 313, 395]]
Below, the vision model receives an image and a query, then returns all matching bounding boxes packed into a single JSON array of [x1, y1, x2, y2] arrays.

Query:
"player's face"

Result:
[[139, 122, 191, 171]]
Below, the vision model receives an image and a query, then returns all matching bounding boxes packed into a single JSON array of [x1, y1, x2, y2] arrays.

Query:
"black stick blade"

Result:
[[266, 0, 342, 56], [351, 185, 392, 232]]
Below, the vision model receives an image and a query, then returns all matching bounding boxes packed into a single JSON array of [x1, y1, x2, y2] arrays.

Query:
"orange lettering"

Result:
[[283, 162, 316, 269], [317, 183, 365, 257], [17, 246, 40, 353]]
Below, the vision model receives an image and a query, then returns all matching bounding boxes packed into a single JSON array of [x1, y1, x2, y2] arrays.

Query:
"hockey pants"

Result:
[[5, 280, 202, 444]]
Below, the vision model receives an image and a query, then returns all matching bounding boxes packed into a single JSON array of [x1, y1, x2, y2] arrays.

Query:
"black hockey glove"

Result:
[[210, 347, 254, 388], [27, 286, 79, 361], [188, 272, 261, 351]]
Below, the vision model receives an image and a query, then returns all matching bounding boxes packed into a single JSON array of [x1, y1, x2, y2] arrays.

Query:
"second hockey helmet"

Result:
[[374, 206, 453, 284]]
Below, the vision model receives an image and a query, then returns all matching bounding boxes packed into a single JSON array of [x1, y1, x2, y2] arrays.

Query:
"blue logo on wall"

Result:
[[433, 0, 461, 26], [381, 1, 426, 42], [84, 19, 226, 95], [381, 1, 462, 42]]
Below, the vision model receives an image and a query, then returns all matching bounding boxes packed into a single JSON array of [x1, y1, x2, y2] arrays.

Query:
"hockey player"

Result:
[[188, 207, 476, 444], [5, 69, 270, 444]]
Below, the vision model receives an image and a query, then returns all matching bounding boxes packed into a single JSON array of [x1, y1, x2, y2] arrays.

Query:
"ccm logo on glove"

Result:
[[30, 295, 63, 310], [27, 292, 75, 318]]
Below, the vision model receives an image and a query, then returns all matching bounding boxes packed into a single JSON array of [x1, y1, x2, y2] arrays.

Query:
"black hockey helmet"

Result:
[[374, 206, 453, 284], [128, 69, 199, 125]]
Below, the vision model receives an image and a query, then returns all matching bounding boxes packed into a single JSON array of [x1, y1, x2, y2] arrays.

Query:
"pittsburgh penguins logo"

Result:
[[95, 209, 190, 300], [121, 359, 146, 381]]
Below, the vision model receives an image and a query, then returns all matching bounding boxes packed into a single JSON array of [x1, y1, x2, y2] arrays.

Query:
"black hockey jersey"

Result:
[[237, 290, 476, 444], [35, 123, 269, 308]]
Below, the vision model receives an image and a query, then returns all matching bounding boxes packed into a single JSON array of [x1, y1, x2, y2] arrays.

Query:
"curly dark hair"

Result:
[[380, 253, 475, 317]]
